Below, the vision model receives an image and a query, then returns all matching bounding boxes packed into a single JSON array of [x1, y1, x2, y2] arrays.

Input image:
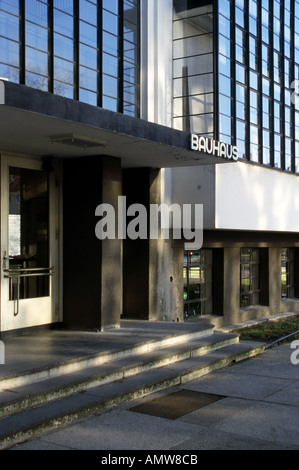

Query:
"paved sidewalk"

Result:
[[11, 342, 299, 451]]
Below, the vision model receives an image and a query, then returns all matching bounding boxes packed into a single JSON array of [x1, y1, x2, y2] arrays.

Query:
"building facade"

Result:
[[0, 0, 298, 334]]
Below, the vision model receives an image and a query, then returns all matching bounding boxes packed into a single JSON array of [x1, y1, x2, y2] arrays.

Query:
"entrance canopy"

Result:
[[0, 81, 232, 169]]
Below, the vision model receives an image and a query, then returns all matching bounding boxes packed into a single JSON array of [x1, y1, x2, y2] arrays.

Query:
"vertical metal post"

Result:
[[231, 0, 236, 147], [48, 0, 54, 94], [290, 0, 296, 173], [97, 0, 103, 108], [257, 0, 263, 164], [74, 0, 80, 101], [280, 0, 286, 170], [244, 0, 250, 161], [118, 0, 124, 114], [213, 0, 219, 141], [136, 0, 141, 118], [19, 0, 25, 85], [269, 0, 275, 168]]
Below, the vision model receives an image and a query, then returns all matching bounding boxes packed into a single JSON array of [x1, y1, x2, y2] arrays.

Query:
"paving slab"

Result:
[[211, 400, 299, 448], [17, 409, 202, 451], [230, 355, 299, 380], [263, 380, 299, 407], [171, 427, 298, 450], [182, 367, 292, 400]]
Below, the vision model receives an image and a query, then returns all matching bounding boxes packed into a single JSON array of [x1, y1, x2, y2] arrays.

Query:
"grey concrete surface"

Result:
[[0, 320, 212, 381], [11, 343, 299, 451]]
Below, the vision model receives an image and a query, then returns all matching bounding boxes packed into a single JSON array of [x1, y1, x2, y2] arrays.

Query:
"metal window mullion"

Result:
[[269, 0, 275, 168], [19, 0, 25, 85], [290, 0, 296, 173], [244, 0, 250, 161], [118, 0, 124, 113], [257, 0, 263, 164], [280, 0, 286, 170], [48, 0, 54, 93], [213, 0, 219, 141], [231, 0, 236, 146], [136, 0, 141, 118], [97, 0, 103, 108], [74, 0, 79, 101]]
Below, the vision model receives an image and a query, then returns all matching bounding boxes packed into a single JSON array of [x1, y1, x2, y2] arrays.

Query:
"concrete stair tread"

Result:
[[0, 323, 216, 386], [0, 339, 264, 449], [0, 332, 239, 411]]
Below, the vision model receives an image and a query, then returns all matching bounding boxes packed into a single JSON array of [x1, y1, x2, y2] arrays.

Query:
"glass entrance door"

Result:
[[1, 156, 60, 332]]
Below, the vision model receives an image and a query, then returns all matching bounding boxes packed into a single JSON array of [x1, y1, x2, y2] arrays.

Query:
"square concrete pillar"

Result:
[[223, 247, 241, 325], [123, 168, 184, 322], [149, 170, 184, 322], [63, 156, 122, 331], [268, 247, 281, 316]]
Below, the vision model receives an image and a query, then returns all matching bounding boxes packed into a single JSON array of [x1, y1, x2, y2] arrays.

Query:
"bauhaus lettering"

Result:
[[191, 134, 239, 161]]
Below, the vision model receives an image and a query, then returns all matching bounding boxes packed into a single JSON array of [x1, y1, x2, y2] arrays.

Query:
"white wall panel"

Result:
[[171, 162, 299, 232], [215, 163, 299, 232]]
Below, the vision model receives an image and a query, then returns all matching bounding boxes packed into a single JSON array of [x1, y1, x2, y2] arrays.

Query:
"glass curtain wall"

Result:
[[183, 249, 213, 318], [173, 0, 214, 137], [218, 0, 232, 146], [295, 2, 299, 172], [0, 0, 140, 117], [240, 248, 260, 307], [217, 0, 299, 174], [281, 248, 295, 299]]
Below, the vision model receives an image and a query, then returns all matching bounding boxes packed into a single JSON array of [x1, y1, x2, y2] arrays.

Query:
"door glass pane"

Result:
[[9, 167, 49, 300]]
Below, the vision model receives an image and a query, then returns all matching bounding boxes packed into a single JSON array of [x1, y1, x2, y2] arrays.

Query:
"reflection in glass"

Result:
[[173, 0, 213, 135], [281, 248, 295, 299], [0, 1, 140, 116], [240, 248, 260, 307], [183, 250, 213, 318], [9, 167, 49, 300]]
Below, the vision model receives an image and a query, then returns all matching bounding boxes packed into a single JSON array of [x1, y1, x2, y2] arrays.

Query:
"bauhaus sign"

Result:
[[191, 134, 239, 161]]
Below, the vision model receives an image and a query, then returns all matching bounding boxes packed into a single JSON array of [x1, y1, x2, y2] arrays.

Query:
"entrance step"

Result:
[[0, 326, 265, 449], [0, 322, 215, 391]]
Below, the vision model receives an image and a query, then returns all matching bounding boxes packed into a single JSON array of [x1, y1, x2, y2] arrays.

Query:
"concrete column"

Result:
[[223, 247, 240, 325], [63, 156, 122, 331], [100, 158, 122, 330], [295, 248, 299, 298], [269, 247, 282, 315], [123, 168, 184, 322], [149, 237, 184, 322], [149, 170, 184, 322]]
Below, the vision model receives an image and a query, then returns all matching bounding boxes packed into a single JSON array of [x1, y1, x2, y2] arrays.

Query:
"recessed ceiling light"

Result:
[[50, 134, 107, 149]]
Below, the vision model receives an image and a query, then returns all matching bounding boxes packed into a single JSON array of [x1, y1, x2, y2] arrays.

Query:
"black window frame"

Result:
[[183, 249, 213, 318], [281, 247, 296, 299], [240, 247, 261, 308], [213, 0, 298, 175], [0, 0, 140, 117]]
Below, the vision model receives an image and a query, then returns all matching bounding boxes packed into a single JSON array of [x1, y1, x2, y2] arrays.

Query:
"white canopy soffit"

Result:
[[0, 81, 235, 168]]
